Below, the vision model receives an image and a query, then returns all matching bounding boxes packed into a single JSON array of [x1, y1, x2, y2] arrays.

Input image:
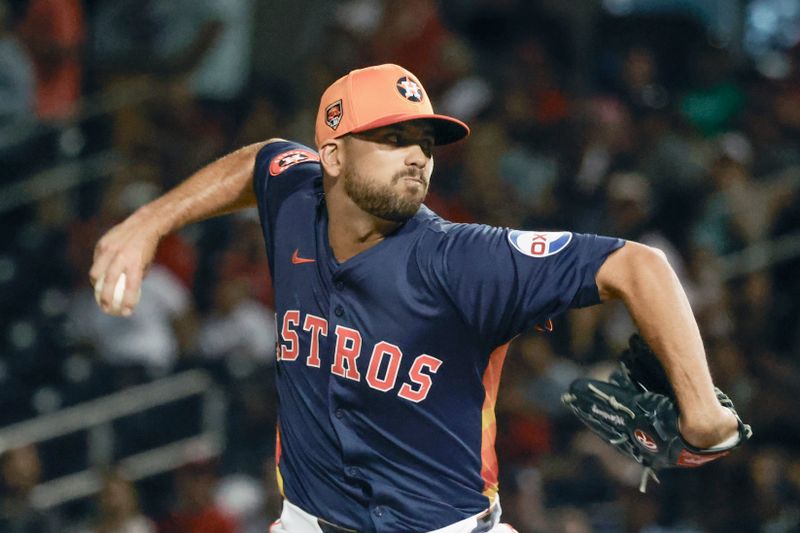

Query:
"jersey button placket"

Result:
[[334, 305, 344, 317]]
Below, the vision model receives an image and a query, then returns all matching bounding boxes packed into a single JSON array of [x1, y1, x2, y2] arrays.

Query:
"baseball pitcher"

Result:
[[91, 64, 748, 532]]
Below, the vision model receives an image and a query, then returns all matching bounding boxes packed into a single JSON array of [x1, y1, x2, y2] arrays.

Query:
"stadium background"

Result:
[[1, 0, 799, 531]]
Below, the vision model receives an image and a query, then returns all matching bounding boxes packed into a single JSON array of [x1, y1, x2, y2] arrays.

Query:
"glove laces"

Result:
[[639, 466, 659, 493]]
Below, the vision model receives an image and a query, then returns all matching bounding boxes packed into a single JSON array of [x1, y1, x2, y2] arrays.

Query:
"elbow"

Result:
[[634, 244, 672, 284], [597, 241, 674, 301], [644, 243, 669, 264]]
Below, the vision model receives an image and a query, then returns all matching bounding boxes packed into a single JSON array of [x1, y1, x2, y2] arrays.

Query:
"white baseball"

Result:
[[94, 273, 141, 314], [112, 273, 127, 311]]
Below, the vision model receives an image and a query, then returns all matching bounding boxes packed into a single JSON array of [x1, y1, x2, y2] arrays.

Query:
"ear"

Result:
[[319, 139, 344, 178]]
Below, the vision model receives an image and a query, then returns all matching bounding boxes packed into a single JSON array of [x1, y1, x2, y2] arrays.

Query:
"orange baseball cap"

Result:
[[314, 64, 470, 147]]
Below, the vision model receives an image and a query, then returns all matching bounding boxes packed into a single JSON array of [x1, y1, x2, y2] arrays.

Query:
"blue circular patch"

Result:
[[508, 231, 573, 258]]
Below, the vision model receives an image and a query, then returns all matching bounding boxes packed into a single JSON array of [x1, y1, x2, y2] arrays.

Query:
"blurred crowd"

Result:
[[1, 0, 799, 531]]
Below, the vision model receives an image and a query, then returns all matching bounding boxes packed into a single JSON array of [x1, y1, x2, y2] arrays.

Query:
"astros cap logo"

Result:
[[314, 63, 469, 148], [396, 76, 423, 102]]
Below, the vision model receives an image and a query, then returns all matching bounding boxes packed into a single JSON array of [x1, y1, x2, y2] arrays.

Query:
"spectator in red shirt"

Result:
[[158, 457, 237, 533], [18, 0, 84, 120]]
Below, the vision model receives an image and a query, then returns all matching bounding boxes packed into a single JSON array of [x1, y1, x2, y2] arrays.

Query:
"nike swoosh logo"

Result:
[[291, 249, 316, 264]]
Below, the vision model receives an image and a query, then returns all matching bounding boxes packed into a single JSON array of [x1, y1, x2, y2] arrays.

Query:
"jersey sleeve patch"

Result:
[[269, 149, 320, 176], [508, 230, 573, 258]]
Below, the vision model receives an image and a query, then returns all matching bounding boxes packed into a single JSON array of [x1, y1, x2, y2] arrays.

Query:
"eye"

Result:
[[384, 133, 400, 144]]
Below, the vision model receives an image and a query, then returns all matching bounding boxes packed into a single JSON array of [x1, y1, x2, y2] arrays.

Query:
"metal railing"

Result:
[[0, 76, 158, 214], [0, 150, 126, 214], [0, 77, 160, 153], [0, 370, 226, 509], [720, 230, 800, 280]]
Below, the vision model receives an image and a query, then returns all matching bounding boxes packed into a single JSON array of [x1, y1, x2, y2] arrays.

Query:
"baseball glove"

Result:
[[561, 334, 752, 492]]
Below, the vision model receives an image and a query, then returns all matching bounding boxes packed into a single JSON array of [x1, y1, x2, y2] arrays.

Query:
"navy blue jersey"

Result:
[[253, 141, 624, 532]]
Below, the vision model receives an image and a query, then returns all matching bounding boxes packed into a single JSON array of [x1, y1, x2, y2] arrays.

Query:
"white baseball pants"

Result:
[[269, 497, 518, 533]]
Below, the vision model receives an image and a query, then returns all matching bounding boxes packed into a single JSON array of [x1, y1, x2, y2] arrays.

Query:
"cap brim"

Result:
[[350, 113, 470, 145]]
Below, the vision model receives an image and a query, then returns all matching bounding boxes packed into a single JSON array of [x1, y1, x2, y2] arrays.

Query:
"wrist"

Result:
[[679, 407, 738, 448], [132, 202, 172, 240]]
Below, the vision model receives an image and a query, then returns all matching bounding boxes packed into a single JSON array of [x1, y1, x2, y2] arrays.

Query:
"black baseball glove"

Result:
[[561, 334, 752, 492]]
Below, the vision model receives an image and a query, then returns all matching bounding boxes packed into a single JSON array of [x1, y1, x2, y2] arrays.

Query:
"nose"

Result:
[[404, 143, 430, 169]]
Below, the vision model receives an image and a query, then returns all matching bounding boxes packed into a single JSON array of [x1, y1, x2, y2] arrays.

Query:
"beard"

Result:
[[343, 167, 428, 222]]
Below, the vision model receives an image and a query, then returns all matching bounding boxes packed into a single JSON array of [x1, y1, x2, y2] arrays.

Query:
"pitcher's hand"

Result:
[[89, 209, 161, 316]]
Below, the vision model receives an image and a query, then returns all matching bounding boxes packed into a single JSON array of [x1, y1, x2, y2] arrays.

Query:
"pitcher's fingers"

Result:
[[120, 268, 144, 316], [93, 275, 105, 305], [90, 239, 116, 287]]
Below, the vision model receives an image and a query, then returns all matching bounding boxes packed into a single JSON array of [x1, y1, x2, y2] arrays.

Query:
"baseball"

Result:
[[94, 273, 140, 314], [112, 273, 127, 311]]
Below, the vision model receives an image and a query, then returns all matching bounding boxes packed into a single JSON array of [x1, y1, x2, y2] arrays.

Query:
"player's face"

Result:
[[342, 122, 435, 222]]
